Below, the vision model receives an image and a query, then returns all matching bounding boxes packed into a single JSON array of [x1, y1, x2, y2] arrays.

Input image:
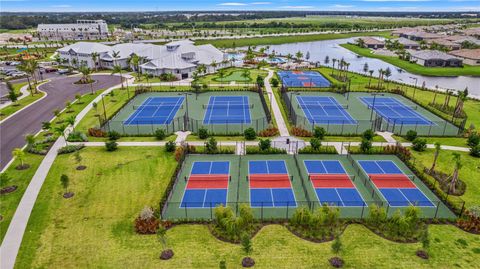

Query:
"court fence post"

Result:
[[434, 201, 440, 219], [210, 203, 213, 219], [361, 204, 365, 219], [386, 204, 390, 216], [286, 203, 289, 219], [442, 120, 448, 136], [261, 202, 264, 221], [185, 203, 188, 219]]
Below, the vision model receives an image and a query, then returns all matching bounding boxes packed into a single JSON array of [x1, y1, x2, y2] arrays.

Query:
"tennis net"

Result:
[[298, 103, 349, 110], [367, 104, 418, 110], [133, 104, 183, 110], [203, 103, 254, 109]]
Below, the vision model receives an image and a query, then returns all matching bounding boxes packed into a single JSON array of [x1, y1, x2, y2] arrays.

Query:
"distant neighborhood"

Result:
[[356, 25, 480, 67]]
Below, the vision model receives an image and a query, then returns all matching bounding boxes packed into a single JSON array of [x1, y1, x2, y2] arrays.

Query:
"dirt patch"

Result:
[[15, 164, 30, 170], [242, 257, 255, 267], [0, 185, 18, 195], [76, 165, 87, 170], [329, 257, 344, 268], [416, 250, 429, 259], [63, 192, 74, 199], [160, 249, 174, 260]]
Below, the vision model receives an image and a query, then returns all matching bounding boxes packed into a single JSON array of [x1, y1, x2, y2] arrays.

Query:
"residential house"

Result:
[[394, 37, 420, 50], [449, 49, 480, 65], [409, 50, 463, 67], [358, 37, 385, 49], [426, 38, 461, 50]]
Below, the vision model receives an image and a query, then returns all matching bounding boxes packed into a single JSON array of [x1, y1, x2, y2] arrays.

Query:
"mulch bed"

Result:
[[329, 257, 344, 268], [0, 185, 18, 195], [416, 250, 429, 260], [160, 249, 174, 260], [76, 165, 87, 170], [15, 164, 30, 170], [63, 192, 74, 199], [242, 257, 255, 267]]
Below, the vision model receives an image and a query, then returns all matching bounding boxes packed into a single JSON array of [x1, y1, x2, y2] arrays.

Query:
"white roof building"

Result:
[[37, 20, 109, 41], [57, 40, 226, 79]]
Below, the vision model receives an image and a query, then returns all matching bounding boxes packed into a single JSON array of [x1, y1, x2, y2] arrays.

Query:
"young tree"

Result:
[[157, 225, 168, 251], [66, 115, 76, 132], [60, 174, 70, 194], [429, 142, 441, 173], [331, 236, 343, 254], [54, 124, 68, 146], [12, 148, 26, 168], [24, 133, 35, 147], [218, 68, 226, 84], [241, 234, 253, 256], [363, 62, 369, 75], [8, 88, 18, 104], [449, 152, 462, 194]]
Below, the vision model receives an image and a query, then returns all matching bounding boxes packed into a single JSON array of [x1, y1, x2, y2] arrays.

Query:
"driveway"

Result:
[[0, 74, 119, 170]]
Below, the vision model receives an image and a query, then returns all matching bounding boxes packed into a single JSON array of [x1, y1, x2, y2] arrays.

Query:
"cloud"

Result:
[[331, 4, 355, 8], [279, 5, 314, 9], [251, 1, 271, 4], [218, 2, 247, 5]]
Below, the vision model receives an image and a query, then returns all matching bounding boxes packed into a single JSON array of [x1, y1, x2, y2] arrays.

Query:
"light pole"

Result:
[[178, 92, 192, 130], [369, 93, 385, 121], [409, 76, 418, 99], [289, 91, 300, 116]]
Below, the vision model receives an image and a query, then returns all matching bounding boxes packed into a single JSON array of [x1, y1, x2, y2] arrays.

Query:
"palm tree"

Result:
[[454, 88, 468, 117], [12, 148, 26, 168], [241, 69, 250, 86], [218, 68, 227, 84], [432, 85, 439, 104], [210, 60, 217, 73], [331, 58, 337, 75], [368, 70, 374, 87], [286, 53, 293, 62], [377, 68, 384, 89], [66, 115, 76, 132], [25, 133, 35, 148], [295, 51, 303, 62], [384, 67, 392, 90], [55, 124, 68, 146], [111, 65, 126, 92], [128, 53, 141, 80], [449, 152, 462, 194], [324, 55, 330, 66], [91, 52, 99, 71], [429, 142, 441, 173]]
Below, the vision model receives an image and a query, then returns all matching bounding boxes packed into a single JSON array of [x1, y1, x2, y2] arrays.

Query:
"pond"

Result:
[[252, 38, 480, 98]]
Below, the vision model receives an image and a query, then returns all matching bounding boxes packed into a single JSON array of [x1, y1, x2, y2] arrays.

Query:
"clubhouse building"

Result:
[[57, 40, 227, 79]]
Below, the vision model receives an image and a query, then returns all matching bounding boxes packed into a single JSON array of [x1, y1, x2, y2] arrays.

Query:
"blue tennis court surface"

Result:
[[125, 96, 184, 125], [203, 96, 251, 124], [297, 96, 357, 125], [360, 97, 433, 125], [304, 160, 365, 207], [249, 160, 297, 207], [358, 160, 434, 207], [278, 70, 331, 87], [181, 161, 230, 208]]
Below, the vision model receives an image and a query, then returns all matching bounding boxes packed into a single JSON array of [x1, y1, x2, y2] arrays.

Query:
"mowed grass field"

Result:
[[14, 147, 480, 268]]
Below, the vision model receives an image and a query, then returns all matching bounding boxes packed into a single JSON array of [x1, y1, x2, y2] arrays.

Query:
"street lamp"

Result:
[[369, 93, 385, 121], [178, 92, 192, 130], [409, 76, 418, 99], [289, 92, 300, 116]]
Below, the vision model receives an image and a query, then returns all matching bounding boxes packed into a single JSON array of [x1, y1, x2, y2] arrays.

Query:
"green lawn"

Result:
[[0, 153, 44, 242], [0, 82, 45, 121], [196, 67, 268, 85], [195, 31, 392, 48], [14, 147, 480, 268], [410, 149, 480, 209], [341, 43, 480, 77]]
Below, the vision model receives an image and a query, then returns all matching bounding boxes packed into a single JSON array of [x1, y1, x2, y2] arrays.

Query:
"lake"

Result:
[[254, 38, 480, 98]]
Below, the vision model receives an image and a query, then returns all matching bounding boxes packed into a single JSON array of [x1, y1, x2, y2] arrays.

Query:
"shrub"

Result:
[[244, 128, 257, 140], [198, 127, 209, 139], [258, 127, 278, 137], [174, 146, 184, 162], [165, 141, 176, 152], [205, 137, 218, 153], [366, 204, 387, 228], [406, 130, 418, 141], [412, 138, 427, 152], [134, 207, 159, 234], [246, 146, 286, 154], [105, 141, 118, 151], [313, 127, 326, 139], [360, 138, 372, 153], [271, 77, 279, 87], [310, 138, 321, 150], [154, 129, 166, 140], [57, 144, 85, 154], [290, 126, 312, 137], [470, 144, 480, 157], [87, 128, 106, 137], [298, 146, 337, 154], [67, 131, 88, 142], [108, 131, 121, 140], [362, 129, 374, 141], [467, 132, 480, 147], [258, 139, 271, 151], [289, 206, 341, 240], [331, 236, 342, 254], [213, 205, 255, 242]]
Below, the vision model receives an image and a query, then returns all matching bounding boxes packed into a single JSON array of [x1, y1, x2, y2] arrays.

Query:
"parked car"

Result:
[[43, 67, 58, 73], [57, 69, 69, 75]]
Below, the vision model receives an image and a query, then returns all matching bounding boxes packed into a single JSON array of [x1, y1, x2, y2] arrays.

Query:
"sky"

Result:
[[1, 0, 479, 12]]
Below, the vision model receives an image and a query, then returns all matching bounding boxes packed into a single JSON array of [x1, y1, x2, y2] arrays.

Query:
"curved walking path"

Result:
[[0, 80, 125, 269], [0, 84, 32, 110], [0, 74, 120, 170]]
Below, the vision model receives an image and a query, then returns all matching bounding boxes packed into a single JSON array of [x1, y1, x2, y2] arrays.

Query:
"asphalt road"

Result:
[[0, 74, 119, 170]]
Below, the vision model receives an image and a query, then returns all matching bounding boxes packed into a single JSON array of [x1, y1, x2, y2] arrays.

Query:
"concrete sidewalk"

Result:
[[264, 69, 289, 137]]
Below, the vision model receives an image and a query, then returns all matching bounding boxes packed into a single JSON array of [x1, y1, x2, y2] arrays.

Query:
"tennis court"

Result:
[[278, 70, 331, 87], [180, 161, 230, 208], [124, 96, 184, 125], [358, 160, 434, 207], [304, 160, 365, 207], [248, 160, 297, 208], [360, 96, 433, 125], [296, 96, 357, 125], [203, 96, 252, 124]]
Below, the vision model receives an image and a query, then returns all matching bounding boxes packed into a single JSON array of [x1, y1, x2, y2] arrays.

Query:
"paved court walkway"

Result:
[[264, 69, 289, 137]]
